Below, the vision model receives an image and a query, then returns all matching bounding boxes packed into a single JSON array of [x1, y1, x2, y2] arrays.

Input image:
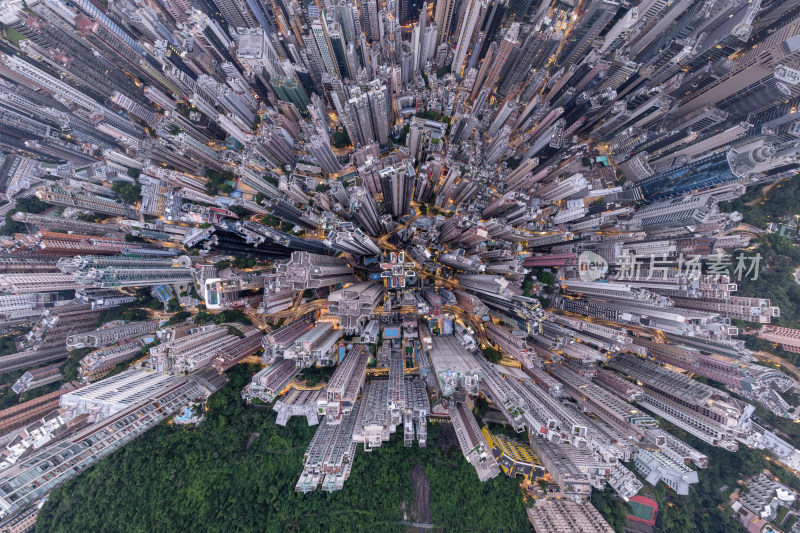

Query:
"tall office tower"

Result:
[[407, 117, 425, 160], [536, 173, 589, 203], [669, 106, 729, 134], [326, 222, 381, 256], [633, 36, 696, 89], [485, 126, 510, 164], [598, 94, 672, 138], [631, 193, 717, 228], [598, 5, 637, 54], [617, 153, 655, 182], [364, 0, 380, 42], [259, 127, 297, 167], [675, 19, 800, 117], [349, 186, 382, 236], [608, 353, 753, 451], [347, 91, 376, 145], [270, 75, 310, 112], [367, 82, 390, 145], [500, 30, 547, 96], [312, 17, 341, 79], [412, 1, 430, 71], [623, 0, 688, 59], [302, 33, 327, 83], [328, 281, 383, 332], [715, 68, 797, 117], [628, 1, 704, 69], [562, 4, 619, 65], [470, 43, 497, 100], [307, 135, 343, 174], [399, 0, 420, 24], [452, 0, 485, 79], [487, 98, 516, 137], [503, 157, 540, 191], [410, 164, 431, 204], [328, 22, 351, 79], [648, 125, 747, 169], [433, 0, 457, 47], [266, 199, 320, 232], [422, 21, 438, 64], [524, 106, 564, 146], [454, 224, 489, 247], [235, 223, 333, 256], [336, 1, 359, 43], [212, 0, 256, 29], [482, 191, 522, 218], [411, 24, 423, 74], [597, 52, 640, 93], [680, 0, 760, 74], [276, 252, 353, 290], [345, 43, 361, 77], [482, 23, 518, 92], [379, 164, 414, 218], [384, 5, 403, 61], [436, 167, 462, 207]]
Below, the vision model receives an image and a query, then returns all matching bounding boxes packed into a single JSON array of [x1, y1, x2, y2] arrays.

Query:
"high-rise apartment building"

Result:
[[608, 353, 753, 451], [276, 251, 353, 290], [327, 281, 383, 332]]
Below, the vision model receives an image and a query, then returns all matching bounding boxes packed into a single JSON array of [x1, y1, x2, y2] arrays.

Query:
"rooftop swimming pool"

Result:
[[174, 407, 194, 423]]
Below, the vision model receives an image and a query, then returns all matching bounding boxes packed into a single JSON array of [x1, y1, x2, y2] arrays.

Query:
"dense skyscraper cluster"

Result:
[[0, 0, 798, 529]]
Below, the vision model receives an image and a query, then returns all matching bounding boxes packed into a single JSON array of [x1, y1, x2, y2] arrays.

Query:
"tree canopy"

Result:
[[112, 181, 142, 205], [36, 365, 529, 533]]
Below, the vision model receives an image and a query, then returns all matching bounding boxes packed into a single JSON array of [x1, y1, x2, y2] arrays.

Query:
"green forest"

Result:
[[733, 233, 800, 331], [594, 415, 796, 533], [720, 174, 800, 228], [36, 366, 529, 533], [717, 173, 800, 332]]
